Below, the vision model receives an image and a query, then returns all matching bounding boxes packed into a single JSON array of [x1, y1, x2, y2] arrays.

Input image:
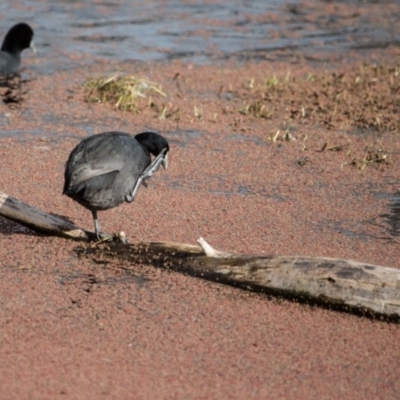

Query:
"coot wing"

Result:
[[67, 164, 120, 187], [65, 132, 142, 188]]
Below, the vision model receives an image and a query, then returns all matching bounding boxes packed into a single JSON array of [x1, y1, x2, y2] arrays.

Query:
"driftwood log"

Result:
[[1, 190, 399, 322], [0, 190, 90, 240]]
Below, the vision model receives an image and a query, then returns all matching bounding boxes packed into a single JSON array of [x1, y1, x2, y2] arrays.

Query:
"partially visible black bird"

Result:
[[63, 131, 169, 239], [0, 22, 36, 76]]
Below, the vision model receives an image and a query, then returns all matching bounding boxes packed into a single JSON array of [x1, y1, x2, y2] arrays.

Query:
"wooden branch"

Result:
[[1, 189, 399, 322], [0, 191, 89, 240]]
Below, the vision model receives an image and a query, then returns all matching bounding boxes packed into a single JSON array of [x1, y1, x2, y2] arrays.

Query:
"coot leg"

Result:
[[125, 150, 168, 202], [92, 210, 102, 239]]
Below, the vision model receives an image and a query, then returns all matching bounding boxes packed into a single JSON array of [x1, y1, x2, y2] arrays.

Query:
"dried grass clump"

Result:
[[84, 74, 166, 113]]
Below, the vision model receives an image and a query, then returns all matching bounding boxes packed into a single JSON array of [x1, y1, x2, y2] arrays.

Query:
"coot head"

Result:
[[135, 131, 169, 169], [0, 22, 36, 76]]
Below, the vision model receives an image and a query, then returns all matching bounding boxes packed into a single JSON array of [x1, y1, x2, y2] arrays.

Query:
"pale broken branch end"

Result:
[[197, 237, 232, 258], [63, 229, 89, 240]]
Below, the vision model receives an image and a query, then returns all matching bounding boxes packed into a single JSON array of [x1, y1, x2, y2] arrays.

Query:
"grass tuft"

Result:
[[235, 64, 400, 132], [84, 74, 166, 113]]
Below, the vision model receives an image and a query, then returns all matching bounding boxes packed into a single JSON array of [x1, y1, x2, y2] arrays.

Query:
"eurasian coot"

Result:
[[0, 23, 36, 76], [63, 131, 169, 239]]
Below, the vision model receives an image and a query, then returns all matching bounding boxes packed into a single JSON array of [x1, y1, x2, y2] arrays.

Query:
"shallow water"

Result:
[[1, 0, 399, 74]]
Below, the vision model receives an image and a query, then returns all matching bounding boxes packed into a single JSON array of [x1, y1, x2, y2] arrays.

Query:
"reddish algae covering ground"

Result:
[[0, 36, 399, 400]]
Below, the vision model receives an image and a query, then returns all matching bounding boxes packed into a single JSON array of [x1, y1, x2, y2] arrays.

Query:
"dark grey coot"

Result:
[[0, 22, 36, 76], [63, 131, 169, 239]]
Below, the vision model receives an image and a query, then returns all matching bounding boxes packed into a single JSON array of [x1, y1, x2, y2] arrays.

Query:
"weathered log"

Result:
[[1, 190, 399, 321], [76, 238, 400, 322], [0, 190, 89, 240]]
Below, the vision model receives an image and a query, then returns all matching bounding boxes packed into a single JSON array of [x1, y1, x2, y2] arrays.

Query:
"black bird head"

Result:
[[135, 131, 169, 170], [1, 23, 35, 55]]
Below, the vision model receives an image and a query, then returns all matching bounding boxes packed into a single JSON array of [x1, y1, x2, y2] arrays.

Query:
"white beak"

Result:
[[29, 40, 37, 54]]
